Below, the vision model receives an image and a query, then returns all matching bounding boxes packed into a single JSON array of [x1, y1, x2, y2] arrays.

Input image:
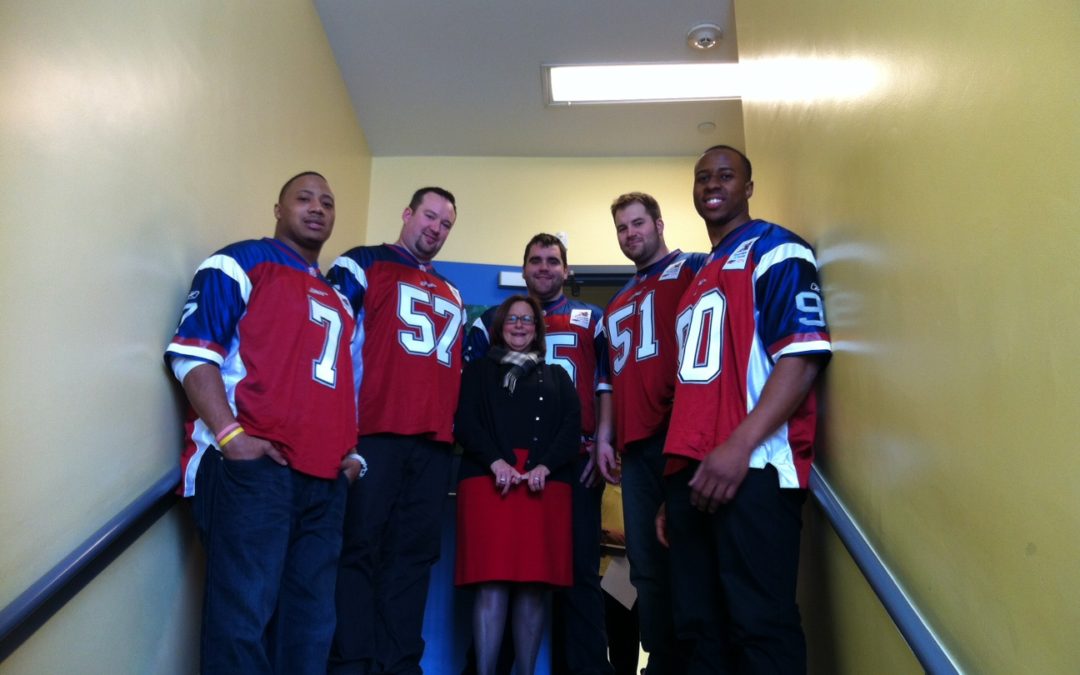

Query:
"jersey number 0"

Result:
[[676, 290, 726, 384]]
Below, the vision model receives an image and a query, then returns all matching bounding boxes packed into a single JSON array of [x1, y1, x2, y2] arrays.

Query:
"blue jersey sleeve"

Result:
[[165, 250, 251, 366], [463, 306, 496, 362], [327, 249, 370, 314], [592, 309, 612, 391], [753, 241, 831, 361]]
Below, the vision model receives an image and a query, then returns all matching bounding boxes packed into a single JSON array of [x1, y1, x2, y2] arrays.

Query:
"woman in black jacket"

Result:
[[454, 294, 581, 675]]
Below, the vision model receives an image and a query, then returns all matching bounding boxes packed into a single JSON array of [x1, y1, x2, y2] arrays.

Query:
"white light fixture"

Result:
[[543, 63, 742, 105], [542, 57, 886, 106]]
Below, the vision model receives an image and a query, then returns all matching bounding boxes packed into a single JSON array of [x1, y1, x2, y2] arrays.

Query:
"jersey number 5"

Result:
[[397, 283, 463, 366], [676, 290, 726, 384]]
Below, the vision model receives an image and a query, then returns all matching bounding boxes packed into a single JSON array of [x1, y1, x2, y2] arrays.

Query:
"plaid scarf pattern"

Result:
[[487, 346, 543, 394]]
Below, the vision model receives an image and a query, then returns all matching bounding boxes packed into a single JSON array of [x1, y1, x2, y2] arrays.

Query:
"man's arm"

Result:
[[688, 354, 825, 513], [180, 363, 285, 464], [593, 391, 619, 484]]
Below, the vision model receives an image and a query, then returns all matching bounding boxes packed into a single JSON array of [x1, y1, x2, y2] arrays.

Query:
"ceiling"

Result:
[[314, 0, 743, 158]]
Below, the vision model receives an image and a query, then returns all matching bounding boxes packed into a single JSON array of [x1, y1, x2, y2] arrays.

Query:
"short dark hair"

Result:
[[278, 171, 327, 203], [409, 187, 457, 213], [489, 294, 546, 354], [610, 192, 662, 222], [523, 233, 567, 267], [700, 145, 752, 180]]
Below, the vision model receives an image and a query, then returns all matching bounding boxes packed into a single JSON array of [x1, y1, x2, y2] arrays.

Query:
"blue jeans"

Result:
[[192, 449, 348, 675], [621, 433, 689, 674]]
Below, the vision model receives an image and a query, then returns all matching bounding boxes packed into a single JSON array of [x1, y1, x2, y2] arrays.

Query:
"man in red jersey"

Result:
[[659, 146, 832, 673], [604, 192, 707, 674], [328, 188, 465, 675], [166, 172, 360, 674]]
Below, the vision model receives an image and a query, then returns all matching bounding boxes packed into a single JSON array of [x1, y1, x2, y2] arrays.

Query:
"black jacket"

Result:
[[454, 356, 581, 484]]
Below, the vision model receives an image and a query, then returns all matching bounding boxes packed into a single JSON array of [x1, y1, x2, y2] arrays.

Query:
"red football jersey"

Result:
[[605, 251, 707, 451], [329, 244, 464, 443], [664, 221, 831, 489], [539, 296, 611, 438], [167, 238, 358, 495]]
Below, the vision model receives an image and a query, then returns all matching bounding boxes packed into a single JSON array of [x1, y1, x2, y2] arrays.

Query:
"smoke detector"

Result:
[[687, 23, 722, 51]]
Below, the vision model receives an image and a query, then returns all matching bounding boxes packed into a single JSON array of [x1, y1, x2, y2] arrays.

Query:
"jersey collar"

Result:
[[637, 249, 682, 279], [265, 237, 322, 277], [387, 243, 433, 271], [540, 295, 568, 314], [710, 220, 760, 254]]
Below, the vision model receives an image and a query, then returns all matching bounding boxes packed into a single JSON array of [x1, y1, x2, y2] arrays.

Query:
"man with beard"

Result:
[[328, 187, 466, 674], [603, 192, 707, 673]]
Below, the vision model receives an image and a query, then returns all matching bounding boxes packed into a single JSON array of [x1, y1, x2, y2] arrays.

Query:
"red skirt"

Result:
[[455, 449, 572, 587]]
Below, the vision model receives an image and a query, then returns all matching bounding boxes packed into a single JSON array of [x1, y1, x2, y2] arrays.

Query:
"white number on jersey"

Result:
[[545, 332, 579, 384], [309, 298, 343, 388], [397, 283, 463, 366], [676, 290, 726, 384], [796, 291, 826, 327], [606, 291, 659, 375]]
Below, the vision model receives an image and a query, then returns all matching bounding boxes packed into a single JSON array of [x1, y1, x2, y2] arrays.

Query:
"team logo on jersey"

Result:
[[569, 308, 592, 329], [811, 282, 821, 292], [186, 290, 200, 301], [723, 237, 759, 271], [419, 279, 438, 289], [659, 259, 686, 281]]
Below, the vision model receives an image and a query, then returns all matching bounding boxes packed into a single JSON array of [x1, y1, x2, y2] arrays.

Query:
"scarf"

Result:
[[487, 346, 543, 394]]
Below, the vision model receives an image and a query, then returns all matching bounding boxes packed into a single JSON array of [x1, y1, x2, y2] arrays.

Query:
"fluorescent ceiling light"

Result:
[[544, 63, 742, 105], [544, 58, 886, 105]]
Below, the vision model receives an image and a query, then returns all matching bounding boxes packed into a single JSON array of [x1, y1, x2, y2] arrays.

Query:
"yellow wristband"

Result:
[[218, 427, 245, 447]]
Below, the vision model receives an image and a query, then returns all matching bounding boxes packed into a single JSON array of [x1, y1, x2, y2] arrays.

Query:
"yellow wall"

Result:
[[0, 1, 370, 671], [736, 0, 1079, 672], [366, 156, 729, 266]]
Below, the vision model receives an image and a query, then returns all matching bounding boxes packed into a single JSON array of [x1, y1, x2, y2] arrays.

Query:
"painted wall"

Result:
[[0, 1, 370, 671], [365, 155, 732, 270], [736, 0, 1079, 672]]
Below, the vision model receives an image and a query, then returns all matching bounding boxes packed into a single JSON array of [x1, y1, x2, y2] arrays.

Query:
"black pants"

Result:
[[330, 434, 453, 674], [551, 453, 614, 674], [665, 465, 807, 674], [604, 593, 639, 675], [622, 434, 689, 674]]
